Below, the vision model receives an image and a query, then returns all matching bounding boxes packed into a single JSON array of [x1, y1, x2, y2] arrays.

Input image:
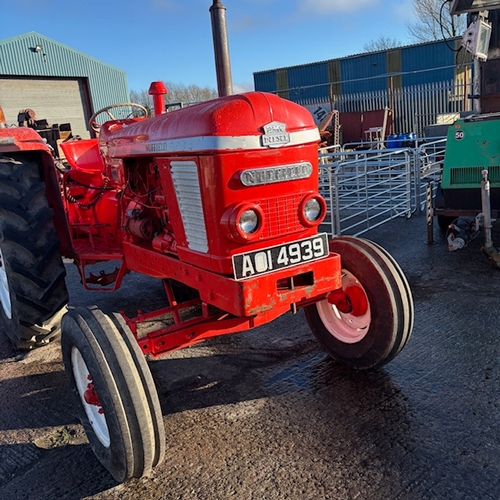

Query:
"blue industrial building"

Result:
[[254, 38, 471, 101]]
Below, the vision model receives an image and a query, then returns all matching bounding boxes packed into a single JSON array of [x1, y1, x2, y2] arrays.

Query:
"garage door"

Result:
[[0, 77, 91, 139]]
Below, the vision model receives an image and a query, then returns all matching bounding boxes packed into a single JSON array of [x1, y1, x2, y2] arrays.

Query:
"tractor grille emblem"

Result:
[[240, 162, 313, 186], [261, 121, 290, 148]]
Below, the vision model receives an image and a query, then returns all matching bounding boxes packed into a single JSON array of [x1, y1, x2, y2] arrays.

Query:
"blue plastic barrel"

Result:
[[387, 135, 401, 148], [400, 133, 416, 147]]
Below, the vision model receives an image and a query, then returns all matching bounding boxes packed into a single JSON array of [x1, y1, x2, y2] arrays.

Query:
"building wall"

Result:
[[340, 50, 388, 94], [0, 31, 129, 137], [253, 38, 470, 101]]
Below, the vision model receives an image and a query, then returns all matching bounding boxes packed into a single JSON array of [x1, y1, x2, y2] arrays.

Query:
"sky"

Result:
[[0, 0, 421, 94]]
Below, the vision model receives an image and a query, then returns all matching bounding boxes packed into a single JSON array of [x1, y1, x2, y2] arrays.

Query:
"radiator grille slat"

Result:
[[170, 161, 208, 253], [450, 166, 500, 185]]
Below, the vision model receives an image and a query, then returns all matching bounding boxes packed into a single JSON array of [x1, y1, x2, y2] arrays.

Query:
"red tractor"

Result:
[[0, 84, 413, 482]]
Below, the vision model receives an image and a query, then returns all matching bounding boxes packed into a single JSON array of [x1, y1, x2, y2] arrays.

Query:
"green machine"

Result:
[[431, 1, 500, 263], [434, 113, 500, 229], [433, 113, 500, 264]]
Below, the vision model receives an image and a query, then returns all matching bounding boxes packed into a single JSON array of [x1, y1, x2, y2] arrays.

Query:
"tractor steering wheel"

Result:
[[89, 103, 149, 133]]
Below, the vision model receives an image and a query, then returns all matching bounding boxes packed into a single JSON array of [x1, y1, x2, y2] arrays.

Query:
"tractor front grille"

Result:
[[260, 194, 303, 239]]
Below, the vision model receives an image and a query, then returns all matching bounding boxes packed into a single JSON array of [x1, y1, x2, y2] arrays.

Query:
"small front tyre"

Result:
[[61, 306, 165, 482], [304, 236, 413, 369]]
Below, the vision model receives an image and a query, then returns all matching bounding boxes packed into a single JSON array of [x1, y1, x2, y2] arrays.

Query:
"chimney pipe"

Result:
[[210, 0, 233, 97]]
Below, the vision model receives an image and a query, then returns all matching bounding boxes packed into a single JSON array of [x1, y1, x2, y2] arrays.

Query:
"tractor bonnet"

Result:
[[99, 92, 320, 157]]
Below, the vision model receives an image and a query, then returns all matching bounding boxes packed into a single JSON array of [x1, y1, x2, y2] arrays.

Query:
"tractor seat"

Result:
[[60, 139, 105, 173]]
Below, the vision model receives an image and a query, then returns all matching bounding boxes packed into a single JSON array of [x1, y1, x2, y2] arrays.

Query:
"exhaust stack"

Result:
[[210, 0, 233, 97]]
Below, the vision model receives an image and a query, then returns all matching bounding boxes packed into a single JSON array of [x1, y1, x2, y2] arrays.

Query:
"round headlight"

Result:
[[238, 209, 259, 234], [304, 198, 322, 222]]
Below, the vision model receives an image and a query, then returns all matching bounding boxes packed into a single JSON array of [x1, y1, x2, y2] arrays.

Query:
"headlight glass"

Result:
[[304, 198, 322, 222], [239, 209, 259, 234]]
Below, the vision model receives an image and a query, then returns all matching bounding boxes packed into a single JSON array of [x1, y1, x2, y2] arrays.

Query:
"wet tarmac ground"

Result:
[[1, 213, 500, 499]]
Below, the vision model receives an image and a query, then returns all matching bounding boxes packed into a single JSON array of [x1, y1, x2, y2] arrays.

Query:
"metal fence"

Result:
[[319, 138, 447, 237], [298, 80, 471, 137], [414, 138, 447, 212]]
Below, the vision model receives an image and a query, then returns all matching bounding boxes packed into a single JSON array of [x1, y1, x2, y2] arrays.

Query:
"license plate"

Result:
[[232, 233, 329, 280]]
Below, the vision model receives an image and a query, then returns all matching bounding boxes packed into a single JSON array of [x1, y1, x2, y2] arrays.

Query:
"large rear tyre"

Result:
[[304, 236, 413, 369], [0, 154, 69, 349], [61, 306, 165, 482]]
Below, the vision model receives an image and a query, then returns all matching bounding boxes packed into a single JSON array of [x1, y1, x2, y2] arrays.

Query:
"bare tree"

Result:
[[130, 82, 218, 112], [163, 82, 218, 104], [407, 0, 466, 42], [129, 89, 152, 112], [363, 36, 402, 52]]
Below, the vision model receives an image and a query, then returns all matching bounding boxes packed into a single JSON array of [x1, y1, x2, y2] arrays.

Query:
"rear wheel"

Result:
[[304, 236, 413, 369], [61, 306, 165, 482], [0, 154, 68, 349]]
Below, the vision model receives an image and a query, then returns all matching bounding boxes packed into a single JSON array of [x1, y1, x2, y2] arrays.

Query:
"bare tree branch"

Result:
[[130, 82, 218, 112], [407, 0, 466, 42], [363, 36, 402, 52]]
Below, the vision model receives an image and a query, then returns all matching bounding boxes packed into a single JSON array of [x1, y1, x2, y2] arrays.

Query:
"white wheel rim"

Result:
[[71, 346, 111, 447], [316, 270, 371, 344], [0, 247, 12, 319]]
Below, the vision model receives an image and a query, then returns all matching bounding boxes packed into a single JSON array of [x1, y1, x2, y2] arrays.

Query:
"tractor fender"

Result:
[[0, 127, 74, 258], [0, 147, 74, 258], [38, 151, 74, 258]]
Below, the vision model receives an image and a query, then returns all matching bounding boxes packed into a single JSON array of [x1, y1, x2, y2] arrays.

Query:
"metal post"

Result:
[[210, 0, 233, 97], [481, 169, 493, 249], [474, 58, 482, 113], [479, 169, 500, 267], [426, 182, 434, 244]]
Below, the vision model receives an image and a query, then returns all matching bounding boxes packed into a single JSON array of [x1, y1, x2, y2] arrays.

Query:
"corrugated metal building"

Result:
[[0, 31, 129, 138], [254, 38, 470, 101]]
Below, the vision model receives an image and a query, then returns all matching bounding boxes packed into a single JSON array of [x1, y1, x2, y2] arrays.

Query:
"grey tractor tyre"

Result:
[[61, 306, 165, 482], [0, 154, 69, 349], [304, 236, 413, 369]]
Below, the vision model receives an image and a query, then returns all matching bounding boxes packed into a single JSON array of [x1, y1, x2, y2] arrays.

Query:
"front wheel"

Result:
[[304, 236, 413, 369], [61, 306, 165, 482]]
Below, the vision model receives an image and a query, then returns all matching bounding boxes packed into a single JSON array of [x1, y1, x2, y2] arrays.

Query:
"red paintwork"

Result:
[[83, 380, 104, 414], [123, 241, 341, 317], [148, 81, 168, 116], [0, 127, 74, 255], [344, 286, 368, 316], [327, 286, 368, 316], [0, 126, 51, 152], [0, 86, 344, 355], [327, 288, 351, 313], [96, 92, 322, 274], [84, 383, 101, 406], [98, 92, 315, 149], [60, 139, 104, 173]]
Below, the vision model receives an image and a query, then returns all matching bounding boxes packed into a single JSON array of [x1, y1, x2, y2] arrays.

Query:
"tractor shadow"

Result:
[[0, 314, 412, 499], [0, 441, 120, 500]]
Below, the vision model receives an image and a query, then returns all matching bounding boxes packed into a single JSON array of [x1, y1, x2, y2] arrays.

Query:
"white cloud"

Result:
[[300, 0, 379, 14], [233, 82, 255, 93], [393, 0, 415, 22]]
